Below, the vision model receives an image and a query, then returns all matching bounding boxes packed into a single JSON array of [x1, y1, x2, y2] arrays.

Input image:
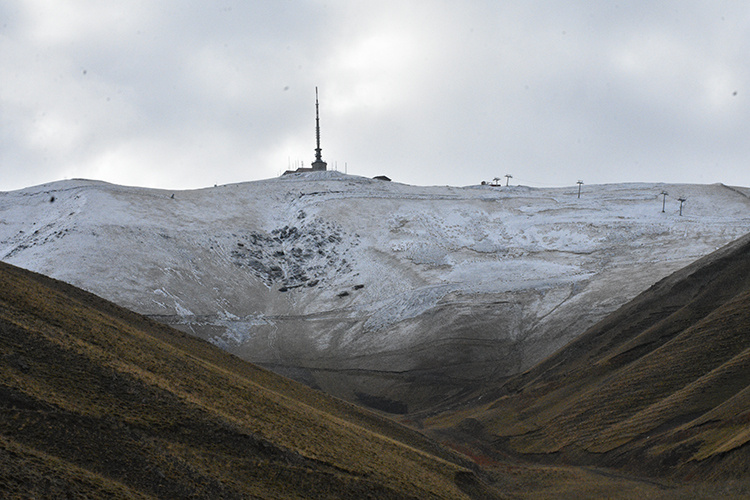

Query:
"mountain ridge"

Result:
[[3, 173, 750, 411], [5, 174, 750, 495]]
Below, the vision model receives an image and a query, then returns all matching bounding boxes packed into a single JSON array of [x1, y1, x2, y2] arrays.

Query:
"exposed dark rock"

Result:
[[226, 219, 356, 288]]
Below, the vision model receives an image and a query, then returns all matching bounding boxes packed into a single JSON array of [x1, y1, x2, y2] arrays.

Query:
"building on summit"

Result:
[[284, 87, 327, 175]]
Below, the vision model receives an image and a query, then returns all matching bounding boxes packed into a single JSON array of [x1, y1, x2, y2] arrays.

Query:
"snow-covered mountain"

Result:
[[3, 172, 750, 411]]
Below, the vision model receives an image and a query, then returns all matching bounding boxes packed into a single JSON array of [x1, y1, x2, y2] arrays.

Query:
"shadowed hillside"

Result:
[[0, 261, 502, 499], [428, 232, 750, 486]]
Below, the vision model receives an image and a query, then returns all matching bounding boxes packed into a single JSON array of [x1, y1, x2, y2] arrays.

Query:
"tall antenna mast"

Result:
[[315, 87, 321, 159], [311, 87, 327, 171]]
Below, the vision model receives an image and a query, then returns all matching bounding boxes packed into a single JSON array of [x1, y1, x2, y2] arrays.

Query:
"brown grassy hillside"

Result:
[[427, 232, 750, 485], [9, 234, 750, 500], [0, 261, 505, 499]]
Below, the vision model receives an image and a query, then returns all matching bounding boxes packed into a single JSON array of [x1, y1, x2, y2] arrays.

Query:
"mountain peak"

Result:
[[2, 179, 750, 413]]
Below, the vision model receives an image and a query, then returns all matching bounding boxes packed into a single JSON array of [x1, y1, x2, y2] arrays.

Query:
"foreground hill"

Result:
[[427, 231, 750, 485], [3, 173, 750, 411], [3, 262, 737, 500], [0, 261, 499, 498]]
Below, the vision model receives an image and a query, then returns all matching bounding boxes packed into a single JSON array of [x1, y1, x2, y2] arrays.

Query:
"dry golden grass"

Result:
[[6, 230, 750, 498], [425, 233, 750, 488], [1, 261, 499, 499]]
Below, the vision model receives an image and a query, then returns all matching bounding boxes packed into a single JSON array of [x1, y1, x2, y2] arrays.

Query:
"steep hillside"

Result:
[[3, 261, 736, 499], [0, 261, 498, 499], [2, 173, 750, 411], [427, 232, 750, 482]]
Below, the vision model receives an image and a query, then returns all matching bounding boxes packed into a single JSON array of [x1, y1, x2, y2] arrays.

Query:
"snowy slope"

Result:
[[3, 172, 750, 410]]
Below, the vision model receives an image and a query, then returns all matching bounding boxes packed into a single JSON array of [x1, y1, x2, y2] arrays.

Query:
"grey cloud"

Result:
[[2, 1, 750, 190]]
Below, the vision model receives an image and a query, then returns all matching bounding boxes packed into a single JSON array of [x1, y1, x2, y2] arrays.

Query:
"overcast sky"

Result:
[[2, 1, 750, 191]]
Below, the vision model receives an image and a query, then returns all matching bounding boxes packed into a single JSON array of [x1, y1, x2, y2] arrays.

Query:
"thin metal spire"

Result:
[[311, 87, 327, 171], [315, 87, 321, 160]]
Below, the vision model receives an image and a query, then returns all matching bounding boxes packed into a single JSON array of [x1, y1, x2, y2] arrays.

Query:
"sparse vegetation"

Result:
[[4, 205, 750, 497], [425, 233, 750, 491], [0, 261, 495, 499]]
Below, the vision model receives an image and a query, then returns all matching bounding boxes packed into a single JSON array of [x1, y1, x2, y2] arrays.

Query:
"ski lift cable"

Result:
[[511, 177, 578, 188]]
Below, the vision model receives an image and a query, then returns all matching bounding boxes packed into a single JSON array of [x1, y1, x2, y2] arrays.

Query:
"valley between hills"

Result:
[[3, 173, 750, 413], [3, 173, 750, 497]]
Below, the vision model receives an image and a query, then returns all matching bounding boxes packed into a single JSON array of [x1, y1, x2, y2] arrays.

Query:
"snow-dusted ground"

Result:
[[3, 172, 750, 409]]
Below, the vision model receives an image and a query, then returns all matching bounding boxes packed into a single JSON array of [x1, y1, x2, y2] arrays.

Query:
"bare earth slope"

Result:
[[428, 232, 750, 484], [3, 173, 750, 411], [0, 261, 497, 499]]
